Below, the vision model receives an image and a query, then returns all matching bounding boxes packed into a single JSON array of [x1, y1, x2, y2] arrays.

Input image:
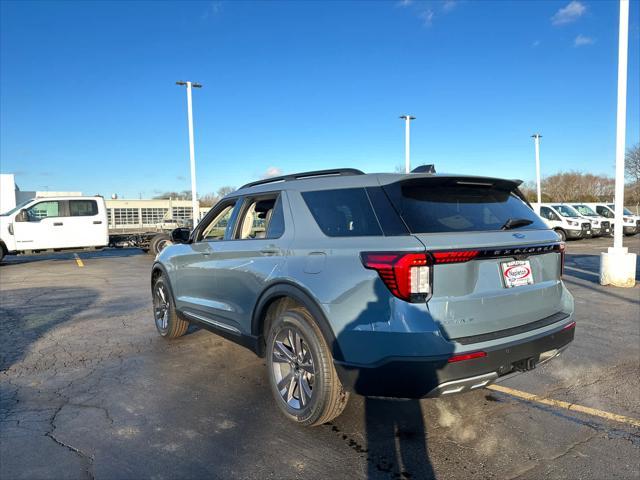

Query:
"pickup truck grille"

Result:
[[601, 221, 610, 229], [581, 223, 590, 230]]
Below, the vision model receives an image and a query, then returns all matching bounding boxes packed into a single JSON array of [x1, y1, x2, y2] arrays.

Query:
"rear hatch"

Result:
[[382, 176, 566, 342]]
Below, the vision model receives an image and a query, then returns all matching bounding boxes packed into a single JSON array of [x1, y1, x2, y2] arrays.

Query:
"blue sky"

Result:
[[1, 0, 638, 198]]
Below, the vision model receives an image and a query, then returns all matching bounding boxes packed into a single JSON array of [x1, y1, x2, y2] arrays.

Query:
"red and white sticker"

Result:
[[501, 260, 534, 288]]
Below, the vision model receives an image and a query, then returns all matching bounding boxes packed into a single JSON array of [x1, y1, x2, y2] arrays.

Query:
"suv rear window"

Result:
[[383, 179, 547, 233], [302, 188, 382, 237]]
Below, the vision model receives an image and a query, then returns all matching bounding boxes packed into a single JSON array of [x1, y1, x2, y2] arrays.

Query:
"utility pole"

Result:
[[176, 80, 202, 225], [400, 115, 416, 173], [600, 0, 635, 287], [532, 133, 542, 205]]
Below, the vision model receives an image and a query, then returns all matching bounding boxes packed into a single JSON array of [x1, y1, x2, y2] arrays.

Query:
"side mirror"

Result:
[[171, 227, 191, 244], [15, 209, 28, 222]]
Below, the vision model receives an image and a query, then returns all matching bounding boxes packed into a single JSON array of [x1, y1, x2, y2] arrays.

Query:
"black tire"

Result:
[[266, 307, 349, 426], [0, 248, 4, 264], [150, 234, 172, 255], [554, 229, 567, 242], [152, 275, 188, 338]]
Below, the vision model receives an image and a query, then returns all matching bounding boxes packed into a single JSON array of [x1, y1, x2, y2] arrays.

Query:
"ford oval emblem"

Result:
[[512, 233, 526, 239]]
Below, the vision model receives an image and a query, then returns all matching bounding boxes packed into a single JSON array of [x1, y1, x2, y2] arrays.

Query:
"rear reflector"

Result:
[[447, 351, 487, 363], [559, 242, 566, 276], [561, 321, 576, 331]]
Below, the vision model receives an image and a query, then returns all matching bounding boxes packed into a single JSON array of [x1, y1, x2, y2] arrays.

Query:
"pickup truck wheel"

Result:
[[0, 247, 4, 264], [152, 276, 188, 338], [266, 307, 349, 426], [554, 228, 567, 242], [150, 234, 172, 255]]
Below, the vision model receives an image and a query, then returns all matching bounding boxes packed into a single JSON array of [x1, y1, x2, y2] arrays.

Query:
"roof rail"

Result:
[[240, 168, 365, 190]]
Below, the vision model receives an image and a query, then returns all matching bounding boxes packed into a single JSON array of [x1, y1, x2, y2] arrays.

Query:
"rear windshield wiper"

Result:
[[501, 218, 534, 230]]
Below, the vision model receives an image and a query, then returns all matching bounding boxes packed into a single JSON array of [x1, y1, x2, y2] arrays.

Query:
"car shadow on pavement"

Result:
[[0, 287, 101, 371]]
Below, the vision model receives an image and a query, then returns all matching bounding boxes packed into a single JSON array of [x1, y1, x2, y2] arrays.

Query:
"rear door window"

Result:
[[383, 179, 547, 233], [69, 200, 98, 217], [302, 188, 382, 237]]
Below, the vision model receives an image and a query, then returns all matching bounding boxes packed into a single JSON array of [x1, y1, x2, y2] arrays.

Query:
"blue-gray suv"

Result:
[[151, 168, 575, 426]]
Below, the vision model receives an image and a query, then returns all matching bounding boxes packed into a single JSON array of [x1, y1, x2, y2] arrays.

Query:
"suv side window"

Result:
[[596, 206, 613, 218], [235, 194, 284, 240], [302, 188, 382, 237], [69, 200, 98, 217], [200, 202, 237, 241], [26, 201, 61, 221]]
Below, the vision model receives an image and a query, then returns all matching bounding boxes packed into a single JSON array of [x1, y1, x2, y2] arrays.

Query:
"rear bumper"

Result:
[[334, 321, 575, 399]]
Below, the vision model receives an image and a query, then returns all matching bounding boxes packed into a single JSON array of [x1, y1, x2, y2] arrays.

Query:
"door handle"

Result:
[[93, 221, 102, 224], [53, 222, 63, 226], [260, 248, 279, 256]]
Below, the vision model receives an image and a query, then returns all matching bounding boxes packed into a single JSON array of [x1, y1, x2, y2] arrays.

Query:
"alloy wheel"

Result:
[[271, 327, 316, 410]]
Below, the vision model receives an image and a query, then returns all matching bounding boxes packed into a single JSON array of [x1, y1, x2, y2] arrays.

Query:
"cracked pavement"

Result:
[[1, 238, 639, 479]]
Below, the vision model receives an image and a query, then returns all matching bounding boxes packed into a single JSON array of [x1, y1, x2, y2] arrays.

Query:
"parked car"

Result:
[[0, 196, 109, 262], [536, 204, 592, 241], [151, 168, 575, 426], [581, 203, 639, 236], [570, 204, 612, 237]]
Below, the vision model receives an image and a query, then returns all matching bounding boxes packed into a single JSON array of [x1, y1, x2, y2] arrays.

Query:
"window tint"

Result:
[[201, 203, 236, 240], [383, 181, 547, 233], [69, 200, 98, 217], [596, 206, 613, 218], [266, 196, 285, 239], [302, 188, 382, 237], [540, 207, 555, 220], [366, 187, 409, 236], [27, 201, 60, 221], [236, 195, 283, 240]]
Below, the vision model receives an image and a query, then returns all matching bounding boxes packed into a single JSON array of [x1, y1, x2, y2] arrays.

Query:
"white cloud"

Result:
[[574, 34, 595, 46], [420, 9, 435, 26], [551, 1, 586, 26], [396, 0, 413, 7], [442, 0, 457, 12], [261, 167, 283, 179]]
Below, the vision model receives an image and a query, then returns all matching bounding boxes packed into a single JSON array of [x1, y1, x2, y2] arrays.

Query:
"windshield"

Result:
[[573, 205, 598, 217], [0, 199, 33, 216], [607, 204, 634, 215], [552, 205, 580, 218]]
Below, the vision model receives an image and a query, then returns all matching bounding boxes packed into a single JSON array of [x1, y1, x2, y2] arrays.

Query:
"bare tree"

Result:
[[625, 144, 640, 207], [217, 186, 236, 198]]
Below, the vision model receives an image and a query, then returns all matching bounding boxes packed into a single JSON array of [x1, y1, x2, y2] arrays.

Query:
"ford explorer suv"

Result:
[[570, 204, 611, 237], [537, 204, 592, 241], [0, 196, 109, 263], [151, 169, 575, 426]]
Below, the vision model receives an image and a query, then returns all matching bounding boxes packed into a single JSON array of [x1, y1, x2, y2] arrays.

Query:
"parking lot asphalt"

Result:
[[1, 237, 639, 480]]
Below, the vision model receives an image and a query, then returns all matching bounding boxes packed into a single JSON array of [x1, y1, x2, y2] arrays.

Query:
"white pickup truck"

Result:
[[0, 196, 109, 262]]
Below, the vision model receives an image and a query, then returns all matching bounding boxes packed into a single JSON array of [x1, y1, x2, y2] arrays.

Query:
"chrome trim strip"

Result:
[[431, 372, 499, 396], [182, 310, 241, 335]]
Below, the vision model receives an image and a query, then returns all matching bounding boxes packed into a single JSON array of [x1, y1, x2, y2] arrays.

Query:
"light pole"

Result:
[[600, 0, 635, 287], [531, 133, 542, 205], [400, 115, 416, 173], [176, 80, 202, 225]]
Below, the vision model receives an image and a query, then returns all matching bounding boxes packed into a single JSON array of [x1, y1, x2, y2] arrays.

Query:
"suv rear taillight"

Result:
[[361, 252, 431, 302], [559, 242, 566, 276]]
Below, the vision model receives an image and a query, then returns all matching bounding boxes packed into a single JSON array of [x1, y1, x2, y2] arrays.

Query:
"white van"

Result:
[[581, 203, 638, 236], [537, 203, 592, 241], [0, 196, 109, 262], [570, 204, 612, 237]]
